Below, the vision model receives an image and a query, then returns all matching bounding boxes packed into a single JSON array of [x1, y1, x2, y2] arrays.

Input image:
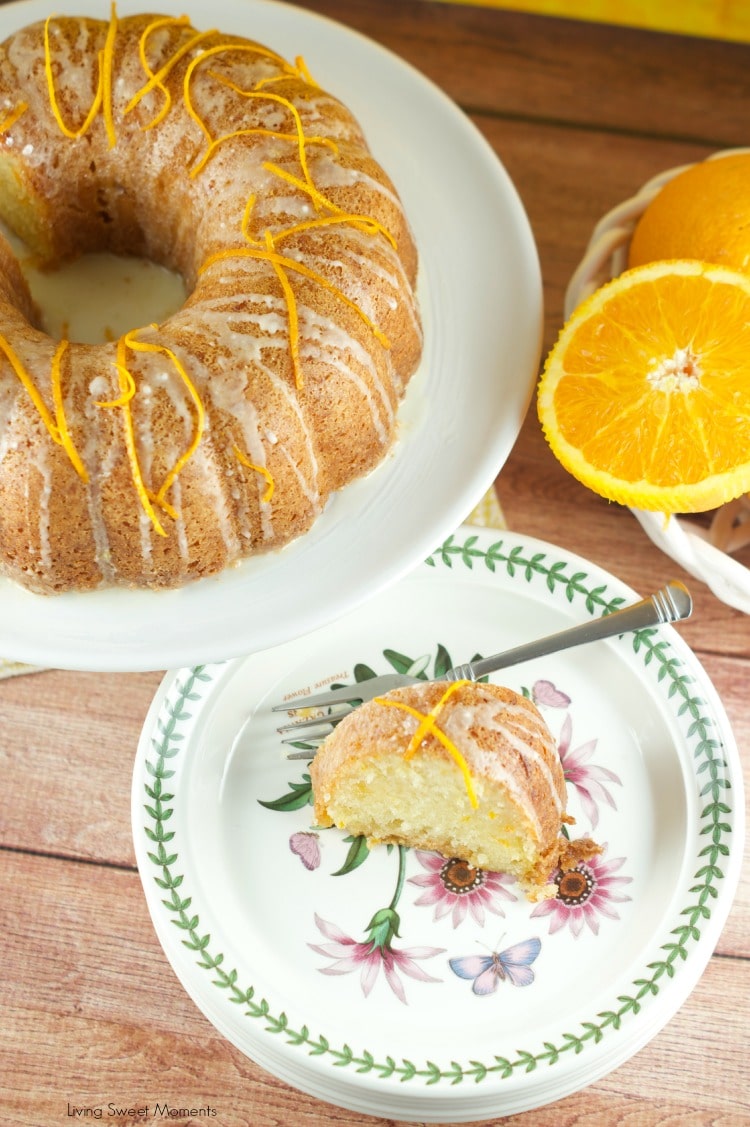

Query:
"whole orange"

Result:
[[628, 152, 750, 273]]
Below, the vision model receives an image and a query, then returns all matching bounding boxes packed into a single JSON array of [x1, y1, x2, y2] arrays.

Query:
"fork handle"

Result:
[[447, 580, 692, 682]]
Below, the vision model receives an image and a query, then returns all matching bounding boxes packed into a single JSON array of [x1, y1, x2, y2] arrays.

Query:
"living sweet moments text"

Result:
[[66, 1105, 217, 1120]]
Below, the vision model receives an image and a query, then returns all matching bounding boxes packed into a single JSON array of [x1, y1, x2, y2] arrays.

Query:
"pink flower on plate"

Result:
[[309, 911, 445, 1005], [408, 851, 517, 927], [530, 847, 632, 937], [557, 713, 622, 828]]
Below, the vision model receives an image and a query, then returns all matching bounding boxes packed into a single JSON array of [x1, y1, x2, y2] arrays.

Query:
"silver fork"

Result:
[[273, 580, 692, 756]]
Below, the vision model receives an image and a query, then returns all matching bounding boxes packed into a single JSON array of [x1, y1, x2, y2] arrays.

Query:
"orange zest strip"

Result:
[[374, 683, 478, 808], [107, 337, 167, 536], [241, 193, 257, 242], [202, 76, 317, 195], [254, 53, 317, 91], [44, 15, 104, 139], [199, 246, 391, 350], [294, 55, 317, 87], [44, 3, 117, 145], [274, 210, 396, 250], [264, 230, 303, 388], [263, 162, 397, 248], [100, 3, 119, 148], [182, 43, 297, 149], [0, 101, 28, 135], [252, 73, 293, 92], [131, 15, 192, 129], [125, 26, 216, 117], [94, 363, 136, 408], [1, 335, 88, 480], [238, 175, 391, 254], [147, 489, 179, 521], [234, 211, 305, 385], [404, 680, 469, 757], [0, 336, 60, 442], [233, 444, 274, 503], [50, 340, 89, 481], [263, 160, 340, 214], [123, 328, 205, 508], [189, 127, 337, 179]]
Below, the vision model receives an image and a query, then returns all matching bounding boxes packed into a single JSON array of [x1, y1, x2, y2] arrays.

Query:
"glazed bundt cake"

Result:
[[310, 680, 600, 899], [0, 9, 421, 593]]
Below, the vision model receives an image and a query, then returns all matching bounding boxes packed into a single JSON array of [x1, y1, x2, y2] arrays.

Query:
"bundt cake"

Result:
[[310, 680, 600, 899], [0, 9, 422, 593]]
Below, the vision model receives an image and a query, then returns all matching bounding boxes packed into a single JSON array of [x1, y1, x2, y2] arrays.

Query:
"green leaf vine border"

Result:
[[142, 533, 734, 1088]]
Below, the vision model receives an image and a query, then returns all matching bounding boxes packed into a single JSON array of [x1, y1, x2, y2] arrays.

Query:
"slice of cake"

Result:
[[310, 679, 600, 900]]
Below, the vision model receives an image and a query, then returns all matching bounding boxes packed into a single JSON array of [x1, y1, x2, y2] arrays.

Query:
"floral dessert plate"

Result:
[[0, 0, 541, 673], [131, 527, 743, 1121]]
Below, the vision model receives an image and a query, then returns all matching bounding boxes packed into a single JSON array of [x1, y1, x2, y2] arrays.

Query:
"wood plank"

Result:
[[289, 0, 750, 147], [471, 117, 717, 339], [2, 851, 748, 1124], [0, 669, 160, 864]]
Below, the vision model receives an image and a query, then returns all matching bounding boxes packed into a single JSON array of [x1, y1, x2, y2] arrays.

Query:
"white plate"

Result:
[[131, 526, 743, 1121], [0, 0, 542, 672]]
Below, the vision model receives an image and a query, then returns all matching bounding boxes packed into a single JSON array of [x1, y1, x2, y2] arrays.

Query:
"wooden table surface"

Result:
[[2, 2, 749, 1124]]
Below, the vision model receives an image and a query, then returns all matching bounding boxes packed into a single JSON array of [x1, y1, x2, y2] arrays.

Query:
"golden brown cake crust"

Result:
[[0, 12, 421, 593], [310, 680, 597, 898]]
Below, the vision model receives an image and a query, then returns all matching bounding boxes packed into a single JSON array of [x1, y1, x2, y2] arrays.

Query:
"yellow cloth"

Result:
[[0, 658, 45, 680], [466, 485, 506, 530], [433, 0, 750, 45]]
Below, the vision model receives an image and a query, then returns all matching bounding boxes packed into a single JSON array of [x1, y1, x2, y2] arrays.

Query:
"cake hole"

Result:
[[24, 252, 186, 344], [1, 224, 186, 344]]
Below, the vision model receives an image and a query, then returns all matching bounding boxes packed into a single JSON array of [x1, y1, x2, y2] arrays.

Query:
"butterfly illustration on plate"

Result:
[[449, 936, 542, 995]]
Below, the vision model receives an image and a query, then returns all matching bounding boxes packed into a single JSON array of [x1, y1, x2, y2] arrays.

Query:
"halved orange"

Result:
[[537, 259, 750, 513]]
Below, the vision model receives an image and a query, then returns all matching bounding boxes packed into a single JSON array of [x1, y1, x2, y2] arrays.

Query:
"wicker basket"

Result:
[[564, 148, 750, 615]]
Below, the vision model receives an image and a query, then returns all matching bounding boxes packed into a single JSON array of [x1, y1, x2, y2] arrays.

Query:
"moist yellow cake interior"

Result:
[[321, 747, 542, 875], [0, 161, 44, 256]]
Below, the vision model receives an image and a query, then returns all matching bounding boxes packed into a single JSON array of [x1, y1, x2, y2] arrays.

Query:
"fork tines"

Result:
[[277, 713, 347, 739]]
